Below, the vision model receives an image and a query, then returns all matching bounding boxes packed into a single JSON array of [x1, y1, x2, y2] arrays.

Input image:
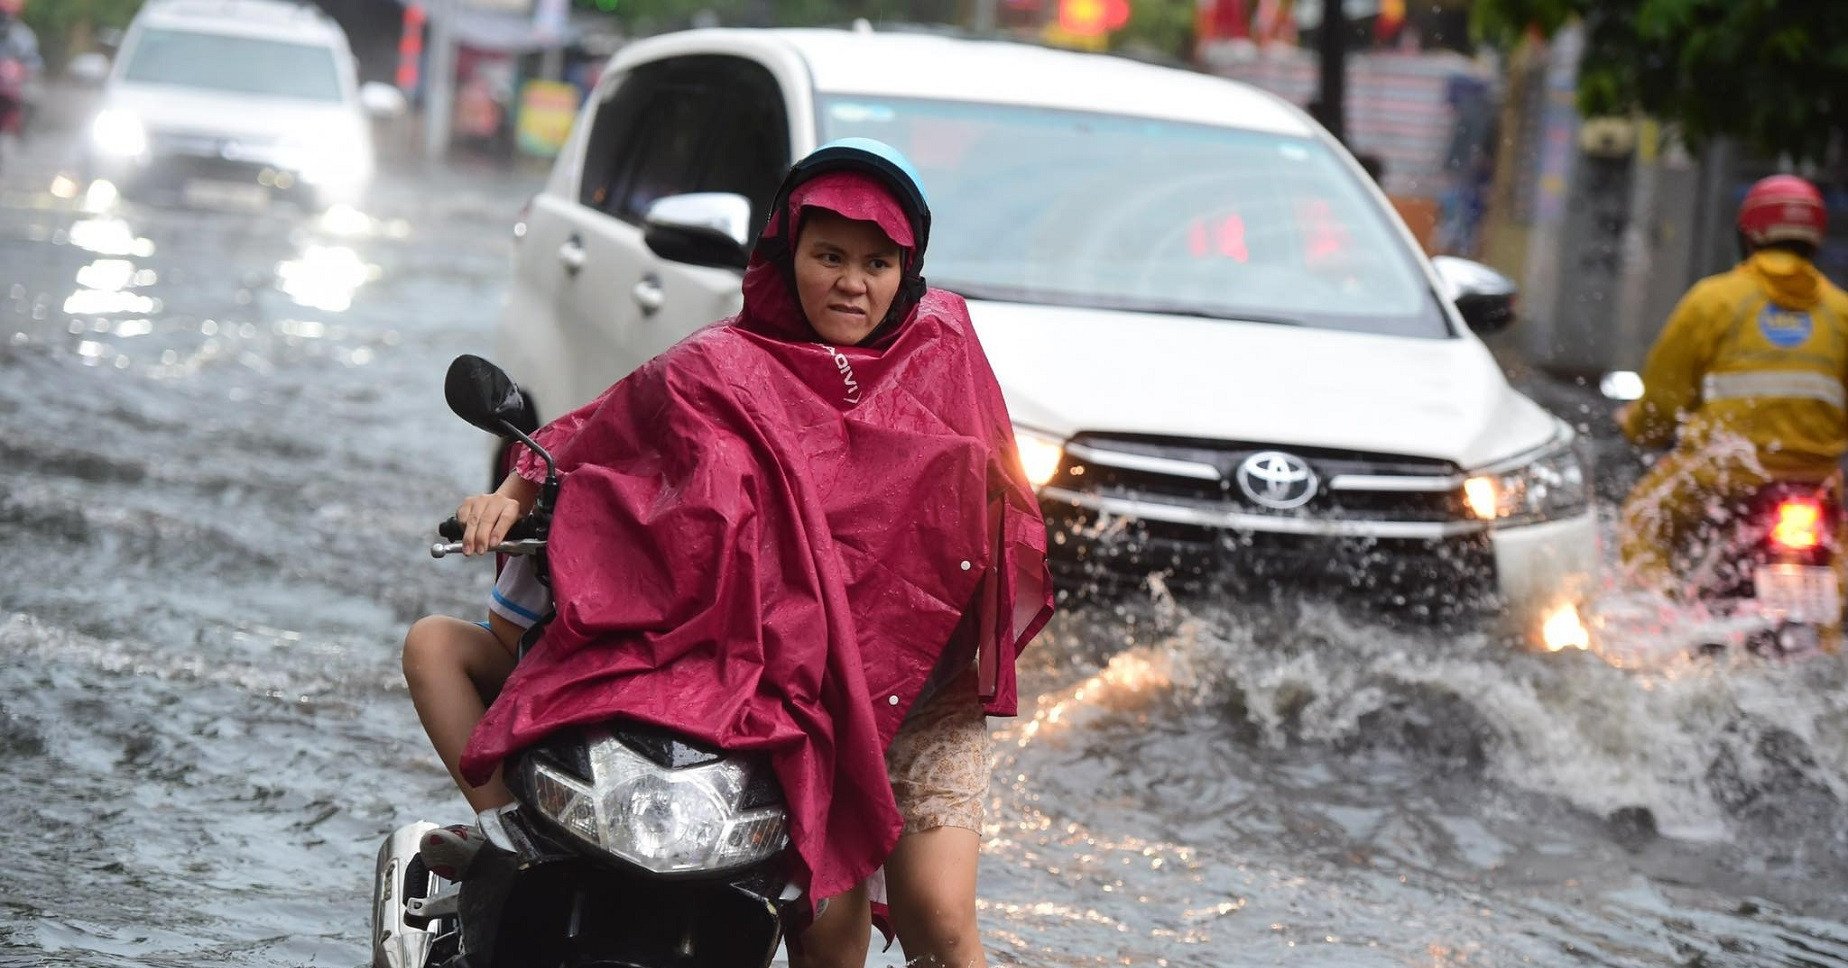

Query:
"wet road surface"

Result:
[[7, 96, 1848, 967]]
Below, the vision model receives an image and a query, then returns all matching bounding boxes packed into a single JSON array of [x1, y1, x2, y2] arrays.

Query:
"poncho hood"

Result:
[[461, 143, 1054, 911], [1745, 249, 1824, 311]]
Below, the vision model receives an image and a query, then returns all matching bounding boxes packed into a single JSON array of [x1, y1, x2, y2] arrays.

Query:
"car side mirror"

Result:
[[1431, 256, 1517, 334], [444, 354, 531, 438], [360, 81, 409, 119], [67, 52, 111, 87], [642, 192, 752, 270]]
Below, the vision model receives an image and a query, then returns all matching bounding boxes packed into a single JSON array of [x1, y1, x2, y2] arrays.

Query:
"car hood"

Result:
[[966, 299, 1559, 470], [105, 83, 356, 143]]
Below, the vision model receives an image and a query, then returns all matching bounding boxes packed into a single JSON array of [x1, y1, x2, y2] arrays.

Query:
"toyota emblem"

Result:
[[1235, 451, 1318, 510]]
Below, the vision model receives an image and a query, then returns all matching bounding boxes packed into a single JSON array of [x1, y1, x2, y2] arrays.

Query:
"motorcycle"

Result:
[[1686, 480, 1844, 655], [371, 355, 795, 968]]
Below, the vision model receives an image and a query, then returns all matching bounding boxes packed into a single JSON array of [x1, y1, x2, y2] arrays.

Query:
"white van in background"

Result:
[[81, 0, 402, 210]]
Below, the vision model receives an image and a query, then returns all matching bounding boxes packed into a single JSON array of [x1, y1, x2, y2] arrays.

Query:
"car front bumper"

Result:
[[1041, 484, 1598, 643], [87, 134, 368, 206]]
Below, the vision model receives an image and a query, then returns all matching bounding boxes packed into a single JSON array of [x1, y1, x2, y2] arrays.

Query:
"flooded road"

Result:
[[6, 111, 1848, 967]]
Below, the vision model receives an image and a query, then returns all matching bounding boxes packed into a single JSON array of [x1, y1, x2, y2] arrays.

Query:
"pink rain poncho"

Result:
[[460, 167, 1054, 906]]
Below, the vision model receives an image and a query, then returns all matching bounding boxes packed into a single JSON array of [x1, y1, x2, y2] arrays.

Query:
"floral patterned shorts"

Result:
[[886, 669, 989, 836]]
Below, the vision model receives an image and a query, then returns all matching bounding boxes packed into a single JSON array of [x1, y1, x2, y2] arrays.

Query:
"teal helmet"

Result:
[[769, 138, 931, 262]]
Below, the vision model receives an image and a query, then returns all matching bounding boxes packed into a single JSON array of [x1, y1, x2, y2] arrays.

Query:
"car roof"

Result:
[[134, 0, 349, 46], [762, 28, 1313, 138]]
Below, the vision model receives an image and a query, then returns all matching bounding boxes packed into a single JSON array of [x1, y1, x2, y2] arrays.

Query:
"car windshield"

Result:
[[819, 95, 1451, 338], [123, 28, 343, 102]]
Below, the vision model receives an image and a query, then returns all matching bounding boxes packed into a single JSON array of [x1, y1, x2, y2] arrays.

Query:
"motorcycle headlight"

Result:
[[1462, 428, 1590, 523], [1014, 426, 1065, 488], [90, 109, 148, 158], [527, 734, 788, 875]]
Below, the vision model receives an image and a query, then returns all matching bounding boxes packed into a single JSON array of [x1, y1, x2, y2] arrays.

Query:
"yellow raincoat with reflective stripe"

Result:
[[1619, 251, 1848, 589]]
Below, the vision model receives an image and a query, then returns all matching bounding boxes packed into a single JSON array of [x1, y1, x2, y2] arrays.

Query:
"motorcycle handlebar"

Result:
[[430, 538, 546, 559], [437, 515, 543, 542], [432, 515, 546, 558]]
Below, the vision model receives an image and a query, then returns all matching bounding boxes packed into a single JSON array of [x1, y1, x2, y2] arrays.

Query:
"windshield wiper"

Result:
[[937, 279, 1306, 326], [1150, 307, 1306, 326]]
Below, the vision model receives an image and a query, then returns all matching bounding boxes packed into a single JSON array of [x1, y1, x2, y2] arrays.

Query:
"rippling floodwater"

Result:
[[6, 120, 1848, 967]]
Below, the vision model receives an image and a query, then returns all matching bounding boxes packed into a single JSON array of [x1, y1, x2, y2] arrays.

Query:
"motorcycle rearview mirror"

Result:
[[444, 355, 559, 510], [1599, 370, 1644, 401], [445, 354, 529, 437]]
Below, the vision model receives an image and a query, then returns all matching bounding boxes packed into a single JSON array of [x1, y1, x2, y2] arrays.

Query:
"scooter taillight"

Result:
[[1771, 497, 1826, 551]]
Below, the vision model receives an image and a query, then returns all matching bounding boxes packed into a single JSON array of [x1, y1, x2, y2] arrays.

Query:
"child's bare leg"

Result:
[[788, 882, 871, 968], [886, 826, 985, 968], [402, 615, 518, 813]]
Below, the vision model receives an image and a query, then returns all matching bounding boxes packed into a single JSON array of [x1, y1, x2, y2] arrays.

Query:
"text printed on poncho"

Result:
[[825, 345, 862, 405]]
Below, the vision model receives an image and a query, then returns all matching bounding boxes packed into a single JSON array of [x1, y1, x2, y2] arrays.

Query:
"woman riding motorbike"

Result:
[[403, 138, 1055, 968]]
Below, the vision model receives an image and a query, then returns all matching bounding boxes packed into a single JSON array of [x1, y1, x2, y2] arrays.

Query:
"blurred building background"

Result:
[[20, 0, 1847, 381]]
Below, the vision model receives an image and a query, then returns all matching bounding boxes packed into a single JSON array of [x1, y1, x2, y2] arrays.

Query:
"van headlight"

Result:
[[1463, 428, 1589, 523], [1014, 426, 1065, 488], [525, 735, 788, 875], [90, 109, 149, 158]]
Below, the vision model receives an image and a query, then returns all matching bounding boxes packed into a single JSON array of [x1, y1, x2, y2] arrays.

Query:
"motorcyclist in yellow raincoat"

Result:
[[1618, 174, 1848, 596]]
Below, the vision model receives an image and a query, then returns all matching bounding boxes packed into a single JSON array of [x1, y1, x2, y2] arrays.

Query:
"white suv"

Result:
[[82, 0, 397, 209], [494, 27, 1599, 647]]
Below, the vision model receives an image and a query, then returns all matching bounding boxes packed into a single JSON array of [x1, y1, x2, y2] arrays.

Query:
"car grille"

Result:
[[149, 129, 283, 158], [1039, 433, 1498, 610]]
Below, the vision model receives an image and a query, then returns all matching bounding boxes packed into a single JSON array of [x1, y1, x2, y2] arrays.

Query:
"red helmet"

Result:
[[1738, 174, 1827, 247]]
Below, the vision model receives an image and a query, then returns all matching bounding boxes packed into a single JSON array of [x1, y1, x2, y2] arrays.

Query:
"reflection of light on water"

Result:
[[1015, 649, 1174, 746], [74, 258, 156, 292], [62, 290, 160, 316], [276, 244, 376, 312], [68, 218, 155, 257], [316, 204, 373, 237], [82, 179, 120, 213], [1541, 600, 1591, 653], [72, 339, 132, 368], [277, 318, 327, 339]]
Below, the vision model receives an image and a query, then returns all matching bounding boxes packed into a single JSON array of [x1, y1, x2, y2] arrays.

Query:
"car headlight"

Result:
[[291, 121, 371, 187], [526, 734, 788, 875], [1014, 426, 1065, 488], [90, 109, 148, 158], [1463, 428, 1589, 523]]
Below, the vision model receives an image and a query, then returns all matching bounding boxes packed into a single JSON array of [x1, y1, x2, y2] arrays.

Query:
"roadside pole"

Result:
[[535, 0, 566, 80], [1314, 0, 1348, 144], [423, 0, 456, 161], [971, 0, 997, 34]]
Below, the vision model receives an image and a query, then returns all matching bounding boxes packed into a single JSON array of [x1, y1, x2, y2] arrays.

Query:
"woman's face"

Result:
[[793, 209, 904, 346]]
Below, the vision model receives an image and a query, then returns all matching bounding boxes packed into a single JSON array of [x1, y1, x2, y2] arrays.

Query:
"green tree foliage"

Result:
[[23, 0, 143, 70], [1473, 0, 1848, 162], [1116, 0, 1197, 63]]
